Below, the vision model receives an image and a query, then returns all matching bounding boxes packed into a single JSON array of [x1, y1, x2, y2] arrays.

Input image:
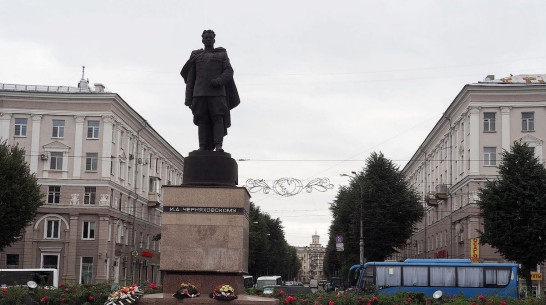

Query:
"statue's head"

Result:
[[202, 30, 215, 48]]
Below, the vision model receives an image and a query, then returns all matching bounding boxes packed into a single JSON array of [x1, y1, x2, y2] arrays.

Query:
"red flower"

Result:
[[150, 283, 157, 289], [358, 297, 362, 300], [40, 296, 48, 303], [89, 296, 94, 301], [501, 302, 506, 305], [280, 290, 285, 296], [318, 296, 322, 300], [61, 298, 66, 303], [408, 297, 412, 301], [2, 287, 7, 293], [329, 301, 334, 305], [472, 302, 477, 305], [60, 283, 64, 287], [478, 295, 484, 300]]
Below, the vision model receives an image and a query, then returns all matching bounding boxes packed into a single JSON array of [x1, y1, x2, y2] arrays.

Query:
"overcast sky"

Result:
[[1, 0, 545, 247]]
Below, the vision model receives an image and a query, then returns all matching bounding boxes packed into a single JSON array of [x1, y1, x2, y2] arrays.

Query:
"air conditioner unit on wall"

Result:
[[40, 153, 48, 160]]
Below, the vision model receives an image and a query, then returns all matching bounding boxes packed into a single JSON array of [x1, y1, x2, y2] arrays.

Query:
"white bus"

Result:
[[0, 269, 59, 288], [256, 275, 282, 289]]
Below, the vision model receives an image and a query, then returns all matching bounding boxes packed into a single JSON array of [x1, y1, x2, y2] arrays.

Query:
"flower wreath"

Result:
[[173, 282, 200, 299], [105, 285, 144, 305], [210, 284, 237, 301]]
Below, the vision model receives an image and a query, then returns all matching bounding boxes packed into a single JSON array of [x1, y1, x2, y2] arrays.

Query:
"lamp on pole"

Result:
[[341, 172, 365, 266]]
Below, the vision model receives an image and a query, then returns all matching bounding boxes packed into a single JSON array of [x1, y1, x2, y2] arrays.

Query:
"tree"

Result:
[[477, 141, 546, 294], [0, 141, 43, 251], [324, 152, 423, 279], [248, 202, 301, 280]]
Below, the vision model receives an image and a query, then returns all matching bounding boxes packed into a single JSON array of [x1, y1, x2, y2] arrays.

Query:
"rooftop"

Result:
[[0, 77, 108, 93], [479, 74, 546, 84]]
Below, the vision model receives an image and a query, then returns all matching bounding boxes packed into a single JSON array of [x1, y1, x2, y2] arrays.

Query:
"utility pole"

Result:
[[341, 172, 365, 266]]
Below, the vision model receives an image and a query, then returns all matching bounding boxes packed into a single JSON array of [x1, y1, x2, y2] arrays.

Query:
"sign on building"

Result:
[[470, 238, 480, 263]]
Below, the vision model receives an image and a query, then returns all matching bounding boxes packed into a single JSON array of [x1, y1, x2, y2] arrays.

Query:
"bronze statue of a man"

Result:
[[181, 30, 240, 152]]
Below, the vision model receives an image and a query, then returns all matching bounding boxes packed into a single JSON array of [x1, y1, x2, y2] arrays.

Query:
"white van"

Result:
[[309, 279, 319, 288], [256, 276, 282, 289]]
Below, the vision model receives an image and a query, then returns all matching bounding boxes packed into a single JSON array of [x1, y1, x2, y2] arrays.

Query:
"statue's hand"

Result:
[[210, 78, 222, 88]]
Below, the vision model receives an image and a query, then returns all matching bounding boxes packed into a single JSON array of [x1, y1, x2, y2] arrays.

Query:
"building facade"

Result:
[[0, 79, 184, 286], [393, 74, 546, 295], [296, 233, 326, 283]]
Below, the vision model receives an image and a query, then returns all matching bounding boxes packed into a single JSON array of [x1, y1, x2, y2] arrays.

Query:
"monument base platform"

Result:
[[138, 293, 279, 305], [162, 271, 244, 299], [182, 150, 238, 186]]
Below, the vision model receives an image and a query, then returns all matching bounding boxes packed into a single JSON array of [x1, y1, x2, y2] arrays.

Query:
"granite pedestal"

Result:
[[145, 185, 253, 303]]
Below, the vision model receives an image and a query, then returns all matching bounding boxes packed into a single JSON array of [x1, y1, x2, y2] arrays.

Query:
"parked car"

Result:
[[309, 279, 319, 288]]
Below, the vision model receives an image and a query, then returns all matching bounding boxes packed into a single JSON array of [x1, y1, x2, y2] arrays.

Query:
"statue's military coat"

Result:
[[181, 47, 240, 130]]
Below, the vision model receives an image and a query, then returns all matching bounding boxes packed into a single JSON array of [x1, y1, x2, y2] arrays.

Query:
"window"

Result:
[[45, 219, 60, 239], [116, 223, 123, 243], [128, 166, 132, 184], [50, 152, 63, 170], [85, 153, 98, 171], [108, 224, 112, 242], [403, 266, 428, 286], [52, 120, 65, 138], [119, 161, 126, 180], [149, 176, 160, 193], [82, 221, 96, 240], [376, 266, 401, 286], [87, 120, 100, 139], [6, 254, 19, 269], [430, 266, 456, 286], [522, 112, 535, 131], [84, 187, 96, 204], [484, 147, 497, 166], [485, 268, 511, 287], [81, 257, 93, 284], [110, 156, 114, 176], [483, 112, 496, 132], [14, 118, 27, 137], [48, 186, 61, 204], [42, 254, 59, 269], [140, 232, 144, 249], [457, 267, 483, 287], [120, 130, 125, 148]]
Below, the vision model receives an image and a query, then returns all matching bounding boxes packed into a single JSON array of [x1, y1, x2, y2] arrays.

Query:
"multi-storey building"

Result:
[[296, 233, 326, 283], [0, 77, 184, 286], [394, 74, 546, 295]]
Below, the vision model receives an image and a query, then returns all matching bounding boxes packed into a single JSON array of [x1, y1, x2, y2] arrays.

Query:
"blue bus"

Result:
[[348, 259, 518, 298]]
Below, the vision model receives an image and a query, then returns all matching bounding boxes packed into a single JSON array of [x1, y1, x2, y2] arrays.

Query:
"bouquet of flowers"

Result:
[[173, 282, 200, 299], [105, 284, 144, 305], [209, 284, 237, 301]]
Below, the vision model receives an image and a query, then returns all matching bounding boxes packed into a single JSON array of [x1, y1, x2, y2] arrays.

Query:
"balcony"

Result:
[[148, 192, 160, 207]]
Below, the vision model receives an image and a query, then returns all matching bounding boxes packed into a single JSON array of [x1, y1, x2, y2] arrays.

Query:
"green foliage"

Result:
[[248, 202, 302, 279], [0, 282, 163, 304], [325, 152, 424, 279], [0, 140, 44, 251], [477, 141, 546, 292]]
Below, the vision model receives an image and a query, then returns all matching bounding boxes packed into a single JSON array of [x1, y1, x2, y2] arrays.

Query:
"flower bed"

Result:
[[0, 281, 162, 305]]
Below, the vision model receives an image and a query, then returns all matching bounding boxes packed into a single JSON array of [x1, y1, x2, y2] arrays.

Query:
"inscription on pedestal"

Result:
[[164, 206, 245, 215]]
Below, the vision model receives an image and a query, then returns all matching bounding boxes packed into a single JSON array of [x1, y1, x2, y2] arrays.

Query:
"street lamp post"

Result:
[[341, 172, 365, 266]]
